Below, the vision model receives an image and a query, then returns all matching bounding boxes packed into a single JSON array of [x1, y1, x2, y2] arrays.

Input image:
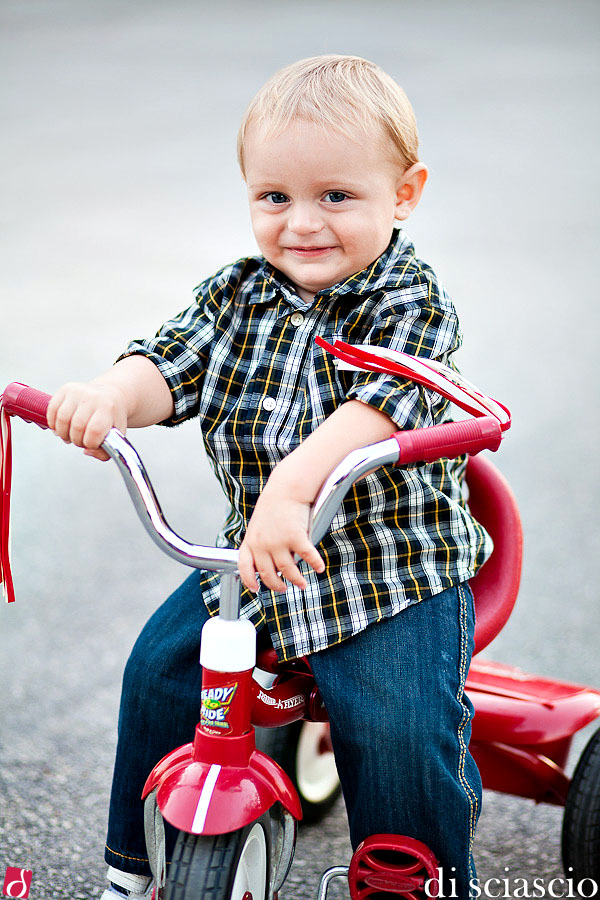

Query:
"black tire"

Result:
[[255, 721, 341, 824], [165, 813, 271, 900], [562, 726, 600, 880]]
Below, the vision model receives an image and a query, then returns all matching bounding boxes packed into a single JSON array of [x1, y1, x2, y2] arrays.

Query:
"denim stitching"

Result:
[[456, 583, 479, 891], [105, 844, 149, 864]]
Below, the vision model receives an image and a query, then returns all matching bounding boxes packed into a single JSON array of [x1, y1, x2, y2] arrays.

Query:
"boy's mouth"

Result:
[[286, 246, 336, 258]]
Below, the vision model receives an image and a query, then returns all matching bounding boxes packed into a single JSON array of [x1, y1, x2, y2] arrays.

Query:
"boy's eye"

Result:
[[264, 192, 289, 204], [324, 191, 348, 203]]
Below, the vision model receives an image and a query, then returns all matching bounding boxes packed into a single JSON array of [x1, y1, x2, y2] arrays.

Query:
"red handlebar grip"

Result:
[[393, 417, 502, 466], [1, 382, 51, 429]]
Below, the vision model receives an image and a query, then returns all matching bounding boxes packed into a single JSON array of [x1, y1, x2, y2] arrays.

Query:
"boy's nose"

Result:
[[287, 202, 324, 235]]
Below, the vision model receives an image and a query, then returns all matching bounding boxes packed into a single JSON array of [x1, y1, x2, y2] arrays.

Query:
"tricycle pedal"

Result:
[[348, 834, 440, 899]]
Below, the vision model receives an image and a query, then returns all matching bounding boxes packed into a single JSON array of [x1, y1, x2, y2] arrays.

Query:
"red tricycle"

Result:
[[2, 344, 600, 900]]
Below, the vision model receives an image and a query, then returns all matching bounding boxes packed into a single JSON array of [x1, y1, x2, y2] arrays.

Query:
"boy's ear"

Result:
[[395, 163, 428, 220]]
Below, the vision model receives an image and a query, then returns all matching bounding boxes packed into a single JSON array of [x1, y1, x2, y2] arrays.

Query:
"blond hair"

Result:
[[237, 55, 419, 178]]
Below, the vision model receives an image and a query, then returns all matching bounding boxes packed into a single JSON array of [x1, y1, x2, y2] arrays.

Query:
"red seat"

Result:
[[466, 454, 523, 654]]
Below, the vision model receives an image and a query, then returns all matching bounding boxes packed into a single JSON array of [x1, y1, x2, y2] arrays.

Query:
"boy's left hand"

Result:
[[238, 473, 325, 593]]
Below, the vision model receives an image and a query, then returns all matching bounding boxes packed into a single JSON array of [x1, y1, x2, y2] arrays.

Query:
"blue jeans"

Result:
[[105, 572, 481, 897]]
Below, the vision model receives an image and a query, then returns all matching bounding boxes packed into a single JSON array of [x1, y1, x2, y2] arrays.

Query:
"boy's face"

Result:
[[244, 119, 425, 303]]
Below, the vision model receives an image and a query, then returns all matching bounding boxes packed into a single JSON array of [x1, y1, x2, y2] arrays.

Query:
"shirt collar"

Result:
[[247, 228, 414, 308], [249, 262, 309, 310]]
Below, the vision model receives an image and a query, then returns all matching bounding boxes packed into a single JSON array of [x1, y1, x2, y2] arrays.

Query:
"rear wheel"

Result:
[[562, 726, 600, 880], [165, 813, 271, 900], [255, 721, 341, 824]]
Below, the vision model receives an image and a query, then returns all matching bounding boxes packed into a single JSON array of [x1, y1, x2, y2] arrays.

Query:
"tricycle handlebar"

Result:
[[393, 417, 501, 466], [102, 429, 240, 573], [1, 382, 502, 574], [2, 383, 51, 429]]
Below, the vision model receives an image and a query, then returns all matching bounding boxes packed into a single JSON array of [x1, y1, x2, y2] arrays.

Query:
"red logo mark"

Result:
[[2, 868, 33, 898]]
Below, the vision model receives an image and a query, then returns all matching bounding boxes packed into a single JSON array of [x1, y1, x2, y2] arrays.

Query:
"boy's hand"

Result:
[[47, 381, 128, 461], [238, 470, 325, 593]]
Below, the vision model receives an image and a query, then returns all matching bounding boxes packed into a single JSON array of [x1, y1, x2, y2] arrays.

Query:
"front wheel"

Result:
[[165, 813, 271, 900]]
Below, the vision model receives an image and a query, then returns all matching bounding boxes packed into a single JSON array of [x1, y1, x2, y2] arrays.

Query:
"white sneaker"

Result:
[[100, 866, 154, 900]]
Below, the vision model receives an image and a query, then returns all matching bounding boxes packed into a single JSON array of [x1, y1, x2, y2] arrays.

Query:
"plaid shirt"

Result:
[[121, 229, 491, 660]]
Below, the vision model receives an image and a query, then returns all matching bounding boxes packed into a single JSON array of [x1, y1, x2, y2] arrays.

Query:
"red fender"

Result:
[[142, 725, 302, 834]]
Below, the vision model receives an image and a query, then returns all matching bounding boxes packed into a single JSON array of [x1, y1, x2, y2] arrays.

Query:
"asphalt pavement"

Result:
[[1, 1, 599, 898]]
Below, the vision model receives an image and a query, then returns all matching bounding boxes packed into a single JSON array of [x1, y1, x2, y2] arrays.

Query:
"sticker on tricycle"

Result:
[[200, 682, 238, 734]]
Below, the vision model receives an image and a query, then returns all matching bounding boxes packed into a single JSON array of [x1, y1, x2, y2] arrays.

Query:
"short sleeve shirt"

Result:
[[120, 229, 492, 660]]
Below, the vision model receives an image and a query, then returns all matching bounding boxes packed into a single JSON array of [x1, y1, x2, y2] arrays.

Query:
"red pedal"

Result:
[[348, 834, 440, 899]]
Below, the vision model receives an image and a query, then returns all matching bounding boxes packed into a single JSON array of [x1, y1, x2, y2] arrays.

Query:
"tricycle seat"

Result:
[[467, 454, 523, 654]]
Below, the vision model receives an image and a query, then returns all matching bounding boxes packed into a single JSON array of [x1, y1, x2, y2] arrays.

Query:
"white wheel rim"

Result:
[[296, 722, 340, 804], [231, 821, 268, 900]]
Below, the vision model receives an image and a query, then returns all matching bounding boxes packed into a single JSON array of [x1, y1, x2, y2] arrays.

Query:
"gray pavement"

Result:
[[1, 1, 599, 897]]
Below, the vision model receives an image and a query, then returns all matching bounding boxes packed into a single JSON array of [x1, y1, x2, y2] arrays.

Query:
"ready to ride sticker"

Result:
[[201, 682, 238, 734]]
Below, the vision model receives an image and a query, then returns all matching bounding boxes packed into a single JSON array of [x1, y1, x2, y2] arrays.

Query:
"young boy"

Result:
[[48, 55, 488, 899]]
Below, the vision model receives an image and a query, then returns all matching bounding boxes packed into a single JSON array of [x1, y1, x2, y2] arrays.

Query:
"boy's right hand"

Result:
[[46, 381, 128, 461]]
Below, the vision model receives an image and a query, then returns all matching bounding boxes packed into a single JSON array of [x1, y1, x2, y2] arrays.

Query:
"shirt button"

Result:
[[290, 312, 304, 326], [262, 397, 277, 411]]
